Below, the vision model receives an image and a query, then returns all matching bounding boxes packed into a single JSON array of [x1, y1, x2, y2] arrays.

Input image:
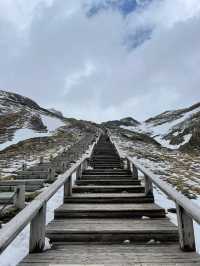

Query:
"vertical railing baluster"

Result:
[[14, 184, 25, 210], [132, 163, 138, 179], [29, 203, 46, 253], [48, 167, 56, 183], [76, 165, 82, 180], [64, 174, 72, 198], [144, 174, 153, 197], [127, 159, 131, 171], [176, 204, 196, 251]]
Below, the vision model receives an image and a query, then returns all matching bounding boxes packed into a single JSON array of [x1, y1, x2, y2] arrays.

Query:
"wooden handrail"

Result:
[[127, 156, 200, 225], [0, 132, 101, 254], [109, 133, 200, 251]]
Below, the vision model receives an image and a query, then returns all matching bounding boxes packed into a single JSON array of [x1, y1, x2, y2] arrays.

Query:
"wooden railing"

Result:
[[110, 134, 200, 252], [0, 133, 100, 254]]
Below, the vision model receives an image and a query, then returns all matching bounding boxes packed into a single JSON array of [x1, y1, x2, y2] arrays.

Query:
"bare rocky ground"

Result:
[[0, 123, 96, 180], [112, 128, 200, 199]]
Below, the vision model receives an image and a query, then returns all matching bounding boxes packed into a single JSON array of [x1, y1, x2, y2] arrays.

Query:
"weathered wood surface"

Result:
[[46, 217, 178, 243], [64, 192, 154, 203], [176, 203, 196, 251], [0, 192, 15, 203], [5, 132, 200, 265], [55, 202, 165, 211], [0, 137, 97, 253], [19, 243, 200, 265], [126, 157, 200, 225], [72, 185, 145, 193], [29, 203, 46, 253]]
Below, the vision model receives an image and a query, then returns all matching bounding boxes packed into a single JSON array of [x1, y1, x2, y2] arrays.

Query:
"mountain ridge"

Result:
[[1, 89, 200, 151]]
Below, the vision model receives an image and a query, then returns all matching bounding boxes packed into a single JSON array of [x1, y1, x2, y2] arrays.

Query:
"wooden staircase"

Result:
[[19, 134, 200, 265]]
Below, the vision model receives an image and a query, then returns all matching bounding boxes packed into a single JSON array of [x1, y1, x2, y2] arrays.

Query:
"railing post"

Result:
[[82, 159, 88, 172], [144, 174, 153, 197], [132, 163, 138, 179], [76, 165, 82, 180], [47, 167, 56, 183], [120, 158, 124, 169], [176, 204, 196, 251], [39, 156, 44, 164], [62, 162, 67, 173], [14, 185, 25, 210], [64, 175, 72, 198], [29, 203, 46, 253], [127, 159, 131, 170], [22, 163, 27, 171]]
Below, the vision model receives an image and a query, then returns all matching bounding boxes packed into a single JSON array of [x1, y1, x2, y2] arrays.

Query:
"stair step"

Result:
[[0, 179, 45, 185], [0, 192, 14, 203], [54, 203, 166, 218], [91, 161, 121, 164], [65, 193, 154, 203], [83, 171, 131, 175], [19, 243, 200, 265], [81, 175, 134, 180], [16, 174, 48, 180], [0, 179, 45, 192], [73, 185, 145, 193], [93, 165, 122, 169], [46, 218, 178, 243], [91, 159, 121, 162], [75, 180, 141, 186]]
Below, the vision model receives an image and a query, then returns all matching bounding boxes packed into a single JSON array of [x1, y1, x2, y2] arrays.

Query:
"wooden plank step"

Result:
[[91, 156, 120, 159], [72, 185, 145, 193], [0, 185, 42, 192], [93, 164, 122, 167], [92, 159, 121, 161], [0, 192, 14, 203], [65, 193, 154, 203], [16, 174, 48, 180], [75, 179, 141, 186], [83, 171, 131, 175], [81, 175, 134, 180], [91, 161, 121, 164], [0, 179, 45, 185], [46, 218, 178, 243], [91, 165, 122, 168], [19, 243, 200, 265], [54, 203, 166, 218], [92, 164, 122, 167], [0, 179, 45, 192], [93, 167, 123, 170]]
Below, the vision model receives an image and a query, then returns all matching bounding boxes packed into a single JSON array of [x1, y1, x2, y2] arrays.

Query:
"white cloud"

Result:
[[0, 0, 200, 122], [64, 61, 96, 93]]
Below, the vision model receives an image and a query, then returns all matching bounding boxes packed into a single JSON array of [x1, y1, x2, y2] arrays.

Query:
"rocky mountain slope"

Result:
[[110, 102, 200, 151], [102, 117, 140, 128], [0, 90, 68, 149], [104, 102, 200, 199], [0, 90, 99, 179]]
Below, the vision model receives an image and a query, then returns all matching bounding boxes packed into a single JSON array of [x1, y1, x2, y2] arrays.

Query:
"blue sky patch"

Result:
[[124, 26, 153, 50], [87, 0, 139, 17]]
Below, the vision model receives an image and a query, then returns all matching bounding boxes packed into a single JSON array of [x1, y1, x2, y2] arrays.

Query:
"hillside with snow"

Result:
[[118, 102, 200, 150], [0, 90, 67, 151], [0, 90, 99, 179]]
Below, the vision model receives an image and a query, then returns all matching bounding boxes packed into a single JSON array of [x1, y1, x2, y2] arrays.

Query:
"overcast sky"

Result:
[[0, 0, 200, 122]]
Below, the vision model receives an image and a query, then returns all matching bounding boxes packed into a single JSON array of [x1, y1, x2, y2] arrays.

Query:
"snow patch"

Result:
[[41, 115, 64, 132], [0, 187, 64, 266], [0, 128, 49, 151], [0, 115, 65, 151]]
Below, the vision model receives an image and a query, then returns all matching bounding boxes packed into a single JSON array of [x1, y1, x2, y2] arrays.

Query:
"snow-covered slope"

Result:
[[145, 103, 200, 149], [105, 102, 200, 150], [0, 90, 66, 151]]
